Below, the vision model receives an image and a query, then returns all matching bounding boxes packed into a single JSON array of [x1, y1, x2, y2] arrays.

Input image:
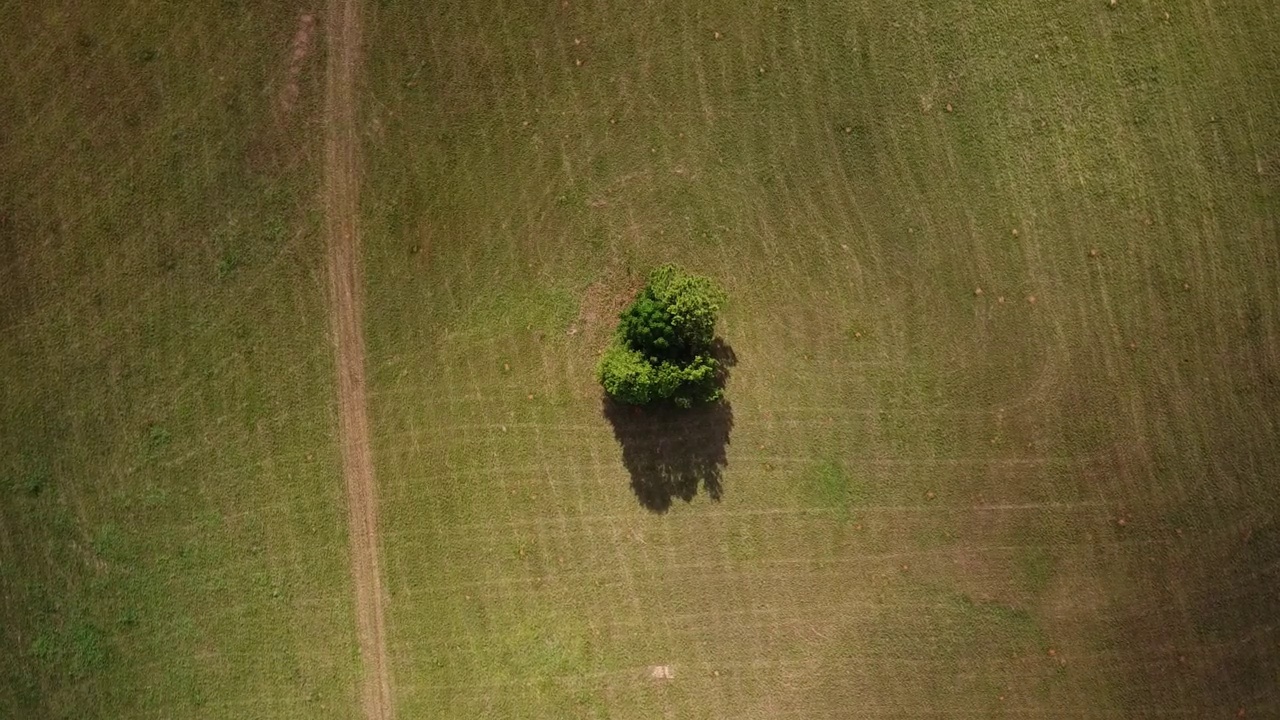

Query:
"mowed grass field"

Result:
[[362, 0, 1280, 718], [1, 1, 1278, 719], [0, 1, 360, 717]]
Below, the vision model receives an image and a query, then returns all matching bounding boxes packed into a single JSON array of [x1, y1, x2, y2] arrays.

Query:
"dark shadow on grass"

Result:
[[603, 341, 736, 513]]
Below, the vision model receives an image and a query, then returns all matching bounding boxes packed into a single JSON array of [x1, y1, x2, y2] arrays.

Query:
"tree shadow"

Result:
[[602, 340, 736, 513]]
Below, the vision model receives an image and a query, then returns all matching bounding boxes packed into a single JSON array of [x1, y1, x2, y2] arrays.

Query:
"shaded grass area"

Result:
[[602, 397, 732, 512], [0, 1, 357, 717], [602, 340, 736, 512]]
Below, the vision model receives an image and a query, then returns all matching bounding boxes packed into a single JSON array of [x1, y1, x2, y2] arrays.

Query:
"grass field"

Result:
[[0, 1, 360, 717], [4, 0, 1280, 718]]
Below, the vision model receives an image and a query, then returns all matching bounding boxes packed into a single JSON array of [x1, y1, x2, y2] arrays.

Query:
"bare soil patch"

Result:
[[572, 271, 644, 344]]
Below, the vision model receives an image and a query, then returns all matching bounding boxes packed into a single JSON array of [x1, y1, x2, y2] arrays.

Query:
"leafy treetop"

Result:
[[598, 265, 727, 408]]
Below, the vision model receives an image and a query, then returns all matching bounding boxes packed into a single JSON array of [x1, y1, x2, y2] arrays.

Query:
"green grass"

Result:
[[0, 1, 358, 717], [807, 457, 871, 520], [3, 0, 1279, 718], [362, 0, 1280, 717]]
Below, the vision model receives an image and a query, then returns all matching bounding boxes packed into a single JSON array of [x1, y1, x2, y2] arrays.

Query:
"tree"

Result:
[[598, 264, 727, 408]]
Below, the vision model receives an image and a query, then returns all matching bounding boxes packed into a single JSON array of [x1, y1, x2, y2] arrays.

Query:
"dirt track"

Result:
[[322, 0, 394, 716]]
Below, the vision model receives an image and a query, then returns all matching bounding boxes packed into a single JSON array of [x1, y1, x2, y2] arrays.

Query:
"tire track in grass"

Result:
[[323, 0, 393, 715]]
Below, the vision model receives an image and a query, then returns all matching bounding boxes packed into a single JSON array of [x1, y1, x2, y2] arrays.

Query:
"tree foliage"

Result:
[[598, 265, 727, 408]]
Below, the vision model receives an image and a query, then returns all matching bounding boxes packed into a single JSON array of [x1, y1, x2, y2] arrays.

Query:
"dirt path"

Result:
[[322, 0, 393, 717]]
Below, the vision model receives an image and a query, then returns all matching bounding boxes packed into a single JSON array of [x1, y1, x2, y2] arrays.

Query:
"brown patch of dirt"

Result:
[[572, 271, 644, 343], [248, 11, 322, 175], [278, 13, 318, 117], [322, 0, 393, 717]]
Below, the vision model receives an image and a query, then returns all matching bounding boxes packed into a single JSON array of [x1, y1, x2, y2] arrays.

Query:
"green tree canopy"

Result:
[[598, 265, 727, 408]]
